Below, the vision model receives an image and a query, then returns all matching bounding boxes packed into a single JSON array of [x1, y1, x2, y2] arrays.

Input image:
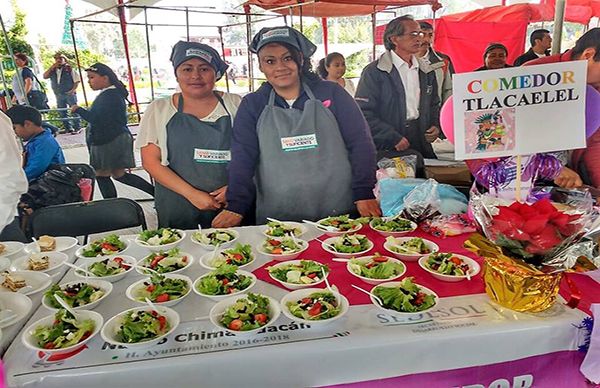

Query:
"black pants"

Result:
[[0, 217, 28, 243]]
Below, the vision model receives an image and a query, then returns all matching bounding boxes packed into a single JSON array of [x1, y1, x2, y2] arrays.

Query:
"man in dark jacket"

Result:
[[418, 21, 454, 104], [43, 53, 81, 134], [514, 29, 552, 66], [356, 15, 441, 161]]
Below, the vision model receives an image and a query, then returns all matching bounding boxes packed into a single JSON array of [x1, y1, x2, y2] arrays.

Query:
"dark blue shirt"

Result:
[[24, 129, 65, 182], [226, 79, 377, 216], [75, 88, 129, 146]]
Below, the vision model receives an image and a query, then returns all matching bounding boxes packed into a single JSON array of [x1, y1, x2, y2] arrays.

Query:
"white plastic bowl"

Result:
[[369, 281, 438, 317], [321, 236, 373, 259], [22, 310, 103, 355], [261, 222, 307, 238], [190, 229, 239, 251], [74, 255, 136, 283], [75, 238, 129, 260], [0, 292, 33, 328], [346, 255, 406, 285], [369, 218, 417, 237], [134, 229, 185, 252], [0, 241, 25, 258], [193, 270, 257, 301], [418, 254, 481, 282], [383, 237, 439, 262], [280, 288, 349, 325], [11, 252, 69, 276], [198, 248, 254, 270], [101, 306, 180, 348], [126, 274, 192, 307], [209, 294, 281, 335], [315, 217, 362, 237], [256, 238, 309, 261], [267, 260, 329, 290], [0, 270, 52, 296], [24, 236, 78, 254], [136, 252, 194, 275], [42, 279, 113, 311]]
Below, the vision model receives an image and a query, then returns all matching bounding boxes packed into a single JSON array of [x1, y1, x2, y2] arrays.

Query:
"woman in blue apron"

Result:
[[137, 42, 242, 229], [212, 26, 381, 227]]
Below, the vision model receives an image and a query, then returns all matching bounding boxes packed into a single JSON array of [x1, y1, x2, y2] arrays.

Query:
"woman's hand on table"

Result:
[[212, 209, 243, 228], [554, 166, 583, 189], [70, 105, 80, 113], [186, 189, 222, 211], [356, 199, 382, 217], [210, 185, 227, 206]]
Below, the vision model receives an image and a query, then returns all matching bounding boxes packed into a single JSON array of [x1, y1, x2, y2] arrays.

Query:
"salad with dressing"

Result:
[[348, 255, 405, 280], [318, 215, 360, 231], [371, 217, 415, 232], [117, 310, 170, 343], [134, 274, 189, 303], [286, 291, 340, 321], [424, 253, 471, 276], [219, 293, 270, 331], [44, 283, 105, 308], [267, 260, 329, 285], [196, 265, 253, 295], [328, 234, 371, 254], [209, 244, 253, 268], [264, 221, 303, 237], [81, 234, 126, 257], [261, 237, 304, 255], [372, 278, 436, 313], [32, 309, 95, 350], [138, 228, 182, 246], [139, 248, 189, 274], [193, 230, 236, 247], [85, 257, 130, 277], [387, 237, 432, 255]]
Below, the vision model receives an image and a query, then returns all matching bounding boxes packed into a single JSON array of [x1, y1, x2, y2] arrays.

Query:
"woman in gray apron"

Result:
[[213, 27, 381, 227], [137, 42, 242, 229]]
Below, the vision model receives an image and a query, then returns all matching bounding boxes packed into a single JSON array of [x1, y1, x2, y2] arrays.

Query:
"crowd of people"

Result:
[[1, 15, 599, 240]]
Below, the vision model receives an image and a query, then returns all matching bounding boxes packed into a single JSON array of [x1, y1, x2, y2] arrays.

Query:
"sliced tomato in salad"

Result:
[[308, 302, 322, 316], [150, 255, 165, 269], [158, 315, 167, 331], [228, 319, 243, 330], [373, 256, 388, 263], [268, 239, 281, 246], [101, 243, 117, 251], [254, 313, 267, 324], [271, 247, 283, 254], [155, 293, 170, 303]]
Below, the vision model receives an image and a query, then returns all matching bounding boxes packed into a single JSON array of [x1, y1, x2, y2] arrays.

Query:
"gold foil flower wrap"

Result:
[[465, 234, 562, 312]]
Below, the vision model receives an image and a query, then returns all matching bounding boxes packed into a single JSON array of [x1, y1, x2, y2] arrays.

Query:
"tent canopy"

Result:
[[79, 0, 161, 19]]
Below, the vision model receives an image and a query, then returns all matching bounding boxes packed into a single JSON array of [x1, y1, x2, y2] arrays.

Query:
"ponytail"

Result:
[[316, 58, 328, 78]]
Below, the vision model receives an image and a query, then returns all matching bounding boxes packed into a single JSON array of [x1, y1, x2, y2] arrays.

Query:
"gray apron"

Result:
[[155, 93, 232, 229], [255, 83, 354, 223]]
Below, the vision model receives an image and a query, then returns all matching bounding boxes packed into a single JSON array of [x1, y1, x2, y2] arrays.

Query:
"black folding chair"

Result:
[[29, 198, 147, 244], [61, 163, 96, 200]]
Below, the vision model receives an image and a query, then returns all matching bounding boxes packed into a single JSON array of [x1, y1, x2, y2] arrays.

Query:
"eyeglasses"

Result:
[[401, 31, 425, 38]]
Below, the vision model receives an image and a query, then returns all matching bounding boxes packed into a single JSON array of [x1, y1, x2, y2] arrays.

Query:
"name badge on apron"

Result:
[[280, 134, 319, 152], [193, 148, 231, 163]]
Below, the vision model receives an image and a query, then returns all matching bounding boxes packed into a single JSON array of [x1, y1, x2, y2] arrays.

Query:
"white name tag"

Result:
[[280, 134, 319, 152], [194, 148, 231, 163]]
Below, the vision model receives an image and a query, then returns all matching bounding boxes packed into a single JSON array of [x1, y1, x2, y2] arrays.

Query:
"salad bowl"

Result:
[[101, 306, 180, 348], [369, 279, 438, 317], [210, 293, 281, 336], [11, 252, 69, 276], [136, 249, 194, 275], [134, 228, 185, 252], [22, 309, 103, 355], [193, 266, 257, 302], [346, 255, 406, 285], [42, 279, 113, 311], [267, 260, 330, 290], [321, 235, 373, 259], [191, 228, 239, 251], [75, 234, 129, 259], [73, 255, 136, 283], [369, 217, 417, 237], [315, 216, 362, 237], [126, 274, 192, 307], [262, 221, 307, 238], [199, 244, 255, 270], [280, 288, 349, 325], [383, 237, 439, 262], [418, 253, 481, 282], [256, 237, 309, 261]]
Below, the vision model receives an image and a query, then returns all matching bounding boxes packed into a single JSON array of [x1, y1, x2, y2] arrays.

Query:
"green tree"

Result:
[[39, 40, 105, 71], [0, 0, 33, 58]]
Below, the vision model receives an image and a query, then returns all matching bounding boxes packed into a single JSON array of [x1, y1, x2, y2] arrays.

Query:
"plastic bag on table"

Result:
[[377, 155, 417, 179], [421, 214, 477, 238]]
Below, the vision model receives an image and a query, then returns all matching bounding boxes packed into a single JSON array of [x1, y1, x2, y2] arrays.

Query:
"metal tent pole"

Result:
[[117, 0, 140, 119], [0, 12, 27, 106], [219, 27, 230, 93], [185, 7, 190, 41], [552, 0, 566, 55], [70, 19, 88, 106], [144, 7, 154, 100], [371, 8, 377, 62], [245, 4, 254, 92]]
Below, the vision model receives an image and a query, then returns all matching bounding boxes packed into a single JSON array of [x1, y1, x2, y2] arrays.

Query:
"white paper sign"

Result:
[[452, 61, 588, 160]]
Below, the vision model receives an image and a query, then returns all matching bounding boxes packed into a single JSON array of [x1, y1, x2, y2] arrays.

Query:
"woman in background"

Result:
[[317, 52, 356, 96]]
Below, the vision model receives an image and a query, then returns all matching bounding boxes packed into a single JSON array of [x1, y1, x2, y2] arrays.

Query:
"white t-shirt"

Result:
[[0, 112, 28, 230], [136, 92, 242, 166], [390, 51, 421, 120], [342, 78, 356, 97]]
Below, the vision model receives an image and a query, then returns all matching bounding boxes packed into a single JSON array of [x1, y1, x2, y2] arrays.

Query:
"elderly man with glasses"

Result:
[[356, 15, 441, 169]]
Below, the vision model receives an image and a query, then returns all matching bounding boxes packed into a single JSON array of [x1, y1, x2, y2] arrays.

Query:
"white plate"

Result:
[[24, 237, 78, 254], [209, 294, 280, 336], [383, 237, 439, 262], [136, 252, 194, 275], [75, 238, 129, 260], [256, 238, 309, 261], [126, 274, 192, 307], [74, 255, 137, 283], [22, 310, 103, 355], [346, 255, 406, 285], [370, 281, 438, 317], [0, 257, 10, 272], [369, 218, 417, 237], [42, 279, 113, 311], [193, 270, 257, 301], [262, 222, 307, 238], [280, 288, 349, 325], [190, 229, 239, 251], [267, 260, 329, 290], [315, 217, 362, 237], [198, 248, 255, 270], [0, 241, 25, 258], [418, 254, 481, 282], [11, 252, 69, 275], [101, 306, 179, 348], [0, 292, 33, 328], [134, 229, 186, 252], [0, 271, 52, 296], [321, 236, 374, 259]]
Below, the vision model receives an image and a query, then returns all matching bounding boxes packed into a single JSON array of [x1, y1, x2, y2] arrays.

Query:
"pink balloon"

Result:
[[440, 96, 454, 144], [587, 85, 600, 139]]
